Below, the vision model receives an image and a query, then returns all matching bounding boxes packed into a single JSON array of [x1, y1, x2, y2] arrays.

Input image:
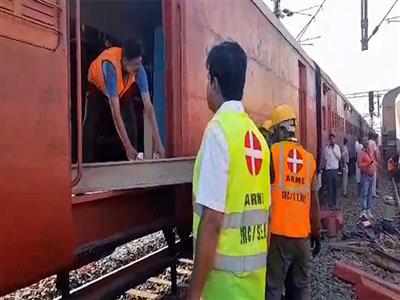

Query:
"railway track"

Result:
[[120, 258, 193, 300], [2, 173, 399, 300], [309, 172, 400, 299]]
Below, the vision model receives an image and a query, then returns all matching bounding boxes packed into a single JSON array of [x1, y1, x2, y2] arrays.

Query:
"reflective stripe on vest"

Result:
[[192, 110, 270, 299], [270, 140, 316, 238], [194, 203, 269, 229], [87, 47, 135, 98]]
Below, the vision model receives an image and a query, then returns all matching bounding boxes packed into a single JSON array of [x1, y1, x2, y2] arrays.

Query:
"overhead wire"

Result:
[[296, 0, 327, 41], [368, 0, 399, 41]]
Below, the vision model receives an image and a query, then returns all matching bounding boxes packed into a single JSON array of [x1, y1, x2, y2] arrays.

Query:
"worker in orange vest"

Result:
[[266, 104, 321, 300], [83, 38, 164, 162]]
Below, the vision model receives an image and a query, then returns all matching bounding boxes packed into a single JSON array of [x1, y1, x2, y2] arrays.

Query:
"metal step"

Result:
[[72, 158, 195, 194]]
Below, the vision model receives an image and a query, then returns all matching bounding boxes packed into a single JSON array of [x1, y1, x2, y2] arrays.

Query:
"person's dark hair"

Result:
[[368, 132, 374, 140], [393, 153, 399, 161], [122, 38, 143, 60], [343, 138, 348, 145], [206, 41, 247, 101], [329, 133, 335, 139]]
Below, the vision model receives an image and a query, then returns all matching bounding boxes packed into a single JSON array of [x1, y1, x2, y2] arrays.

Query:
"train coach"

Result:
[[0, 0, 371, 297]]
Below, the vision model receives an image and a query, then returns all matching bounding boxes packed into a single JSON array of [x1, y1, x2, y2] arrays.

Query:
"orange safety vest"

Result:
[[270, 140, 316, 238], [88, 47, 135, 98]]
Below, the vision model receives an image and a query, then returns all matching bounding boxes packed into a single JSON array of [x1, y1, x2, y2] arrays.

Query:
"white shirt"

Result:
[[342, 145, 349, 164], [325, 144, 341, 170], [196, 101, 244, 212], [355, 141, 363, 160]]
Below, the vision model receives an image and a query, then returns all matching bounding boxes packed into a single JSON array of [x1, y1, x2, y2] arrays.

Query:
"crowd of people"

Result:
[[323, 132, 381, 221]]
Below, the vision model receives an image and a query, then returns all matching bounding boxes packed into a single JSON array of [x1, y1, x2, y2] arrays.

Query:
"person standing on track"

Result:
[[324, 134, 341, 209], [187, 41, 271, 300], [266, 104, 321, 300], [358, 137, 377, 219], [83, 38, 165, 162], [355, 137, 363, 195], [341, 138, 350, 198], [368, 132, 379, 197]]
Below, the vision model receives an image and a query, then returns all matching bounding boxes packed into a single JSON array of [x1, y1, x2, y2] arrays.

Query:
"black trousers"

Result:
[[325, 169, 338, 208], [266, 234, 311, 300], [83, 87, 138, 163]]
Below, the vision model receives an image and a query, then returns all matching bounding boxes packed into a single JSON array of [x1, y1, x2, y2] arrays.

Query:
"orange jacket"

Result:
[[270, 140, 316, 238], [88, 47, 135, 98]]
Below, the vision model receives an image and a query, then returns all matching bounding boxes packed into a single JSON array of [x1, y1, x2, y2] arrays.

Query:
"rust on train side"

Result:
[[0, 0, 74, 295]]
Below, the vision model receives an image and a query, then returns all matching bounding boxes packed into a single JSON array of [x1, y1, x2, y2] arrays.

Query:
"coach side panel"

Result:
[[179, 0, 317, 157], [0, 0, 73, 294]]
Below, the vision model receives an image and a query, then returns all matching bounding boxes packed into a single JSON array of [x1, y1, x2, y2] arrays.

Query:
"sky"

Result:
[[263, 0, 400, 123]]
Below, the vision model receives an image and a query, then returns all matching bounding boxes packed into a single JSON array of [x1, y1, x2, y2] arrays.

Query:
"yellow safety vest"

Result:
[[193, 109, 271, 300]]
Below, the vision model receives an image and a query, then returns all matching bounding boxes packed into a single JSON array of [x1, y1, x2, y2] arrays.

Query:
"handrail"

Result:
[[72, 0, 82, 186]]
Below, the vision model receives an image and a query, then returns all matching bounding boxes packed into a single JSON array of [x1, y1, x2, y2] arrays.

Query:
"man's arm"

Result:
[[187, 208, 223, 300], [187, 123, 229, 299], [136, 65, 165, 158], [103, 62, 137, 160]]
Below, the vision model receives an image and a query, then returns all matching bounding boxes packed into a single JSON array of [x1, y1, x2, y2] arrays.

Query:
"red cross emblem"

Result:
[[287, 148, 303, 174], [244, 131, 263, 176]]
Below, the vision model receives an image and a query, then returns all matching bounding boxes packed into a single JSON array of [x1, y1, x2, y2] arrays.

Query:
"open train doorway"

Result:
[[69, 0, 166, 164]]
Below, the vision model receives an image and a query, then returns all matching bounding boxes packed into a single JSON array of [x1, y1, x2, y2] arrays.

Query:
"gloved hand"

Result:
[[310, 234, 321, 257]]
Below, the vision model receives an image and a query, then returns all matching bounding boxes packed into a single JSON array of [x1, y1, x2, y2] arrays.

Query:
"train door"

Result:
[[298, 61, 307, 144], [0, 0, 73, 295]]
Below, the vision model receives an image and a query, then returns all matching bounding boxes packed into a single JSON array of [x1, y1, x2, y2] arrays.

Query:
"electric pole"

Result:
[[361, 0, 368, 50]]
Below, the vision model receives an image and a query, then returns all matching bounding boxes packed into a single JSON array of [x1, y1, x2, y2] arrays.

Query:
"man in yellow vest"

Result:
[[266, 104, 321, 300], [83, 38, 164, 162], [187, 41, 271, 300]]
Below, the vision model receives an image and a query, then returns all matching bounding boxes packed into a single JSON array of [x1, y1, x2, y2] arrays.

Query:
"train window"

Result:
[[322, 106, 326, 131], [0, 0, 61, 50], [69, 0, 165, 164]]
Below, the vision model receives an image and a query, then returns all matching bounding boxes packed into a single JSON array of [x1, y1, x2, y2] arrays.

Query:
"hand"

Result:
[[154, 143, 165, 159], [125, 144, 138, 161], [311, 234, 321, 257]]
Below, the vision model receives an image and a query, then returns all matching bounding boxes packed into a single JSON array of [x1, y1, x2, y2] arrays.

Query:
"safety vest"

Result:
[[88, 47, 135, 98], [193, 110, 271, 300], [270, 140, 316, 238]]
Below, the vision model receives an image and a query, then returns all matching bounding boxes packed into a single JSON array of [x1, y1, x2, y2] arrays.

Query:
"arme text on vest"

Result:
[[244, 193, 264, 206], [286, 174, 305, 184]]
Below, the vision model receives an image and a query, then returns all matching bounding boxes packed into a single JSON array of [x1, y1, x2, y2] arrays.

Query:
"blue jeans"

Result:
[[361, 174, 373, 210], [326, 169, 337, 208]]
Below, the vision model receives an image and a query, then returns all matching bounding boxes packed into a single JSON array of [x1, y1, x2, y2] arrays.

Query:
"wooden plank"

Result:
[[177, 268, 191, 276], [148, 277, 172, 286], [72, 158, 195, 194], [126, 289, 159, 299], [178, 258, 193, 265]]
